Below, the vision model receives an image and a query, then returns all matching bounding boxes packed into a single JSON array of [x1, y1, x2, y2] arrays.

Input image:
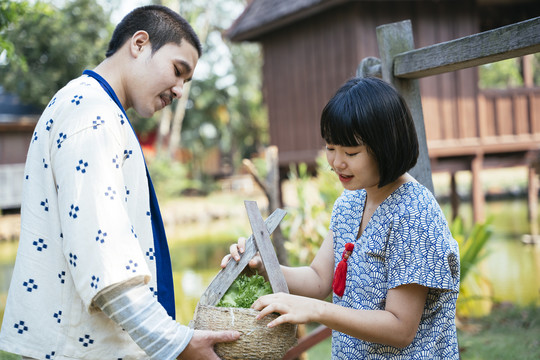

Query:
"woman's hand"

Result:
[[251, 292, 323, 327], [220, 237, 266, 276]]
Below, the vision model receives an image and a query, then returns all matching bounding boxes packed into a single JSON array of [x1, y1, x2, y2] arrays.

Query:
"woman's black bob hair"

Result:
[[320, 77, 419, 188]]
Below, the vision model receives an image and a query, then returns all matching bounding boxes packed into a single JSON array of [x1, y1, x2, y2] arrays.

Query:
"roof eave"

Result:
[[225, 0, 348, 42]]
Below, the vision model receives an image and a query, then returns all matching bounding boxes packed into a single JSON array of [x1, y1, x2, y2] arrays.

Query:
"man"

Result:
[[0, 5, 239, 359]]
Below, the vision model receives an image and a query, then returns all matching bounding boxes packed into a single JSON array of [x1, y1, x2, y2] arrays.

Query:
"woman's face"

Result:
[[325, 143, 380, 191]]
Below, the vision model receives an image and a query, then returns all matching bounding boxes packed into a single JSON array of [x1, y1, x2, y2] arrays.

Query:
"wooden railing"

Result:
[[428, 86, 540, 157], [281, 16, 540, 359]]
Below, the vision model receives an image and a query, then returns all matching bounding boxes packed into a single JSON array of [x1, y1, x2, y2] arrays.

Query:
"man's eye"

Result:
[[174, 66, 181, 76]]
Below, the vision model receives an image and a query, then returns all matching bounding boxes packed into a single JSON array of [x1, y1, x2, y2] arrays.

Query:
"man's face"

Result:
[[128, 41, 199, 118]]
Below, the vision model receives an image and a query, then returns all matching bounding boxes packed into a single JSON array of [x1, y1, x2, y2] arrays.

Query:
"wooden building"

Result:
[[226, 0, 540, 222]]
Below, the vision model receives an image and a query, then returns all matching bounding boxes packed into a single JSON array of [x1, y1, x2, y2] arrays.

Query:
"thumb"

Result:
[[210, 330, 241, 344]]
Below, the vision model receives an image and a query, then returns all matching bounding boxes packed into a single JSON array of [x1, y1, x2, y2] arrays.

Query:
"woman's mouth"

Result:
[[338, 174, 353, 183]]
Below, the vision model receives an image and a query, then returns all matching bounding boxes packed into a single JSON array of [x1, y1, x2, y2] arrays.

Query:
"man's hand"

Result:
[[177, 329, 241, 360]]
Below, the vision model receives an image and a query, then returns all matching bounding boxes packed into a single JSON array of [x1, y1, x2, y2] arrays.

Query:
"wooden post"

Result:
[[471, 154, 485, 224], [450, 172, 460, 221], [376, 20, 434, 193], [528, 165, 539, 237]]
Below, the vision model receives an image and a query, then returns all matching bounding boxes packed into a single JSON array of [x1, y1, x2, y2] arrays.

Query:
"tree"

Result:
[[0, 0, 29, 66], [178, 0, 267, 175], [0, 0, 113, 108]]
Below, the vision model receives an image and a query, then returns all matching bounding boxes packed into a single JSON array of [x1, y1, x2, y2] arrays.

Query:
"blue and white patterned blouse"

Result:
[[330, 182, 460, 359], [0, 74, 162, 359]]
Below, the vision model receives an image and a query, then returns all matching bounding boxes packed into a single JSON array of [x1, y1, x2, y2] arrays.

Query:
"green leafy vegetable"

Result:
[[217, 273, 273, 308]]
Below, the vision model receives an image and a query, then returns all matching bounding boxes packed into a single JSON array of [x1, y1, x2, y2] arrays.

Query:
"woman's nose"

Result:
[[333, 153, 346, 169]]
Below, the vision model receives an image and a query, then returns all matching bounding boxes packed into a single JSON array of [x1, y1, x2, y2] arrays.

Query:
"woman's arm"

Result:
[[281, 230, 334, 299], [221, 231, 335, 300], [253, 282, 428, 348]]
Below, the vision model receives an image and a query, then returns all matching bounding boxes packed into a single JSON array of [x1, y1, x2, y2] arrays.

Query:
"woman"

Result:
[[222, 77, 460, 359]]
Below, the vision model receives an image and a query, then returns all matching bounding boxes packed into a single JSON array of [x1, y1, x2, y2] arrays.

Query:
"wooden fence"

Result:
[[281, 16, 540, 359]]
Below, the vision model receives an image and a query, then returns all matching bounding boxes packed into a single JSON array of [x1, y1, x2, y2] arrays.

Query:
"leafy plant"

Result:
[[451, 216, 494, 318], [217, 273, 272, 308]]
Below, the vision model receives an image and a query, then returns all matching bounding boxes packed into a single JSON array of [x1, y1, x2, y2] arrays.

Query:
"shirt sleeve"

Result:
[[386, 186, 460, 292], [93, 280, 193, 359], [51, 108, 151, 313]]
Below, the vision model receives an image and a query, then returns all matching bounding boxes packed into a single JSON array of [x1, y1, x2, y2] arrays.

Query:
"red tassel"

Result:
[[333, 242, 354, 297]]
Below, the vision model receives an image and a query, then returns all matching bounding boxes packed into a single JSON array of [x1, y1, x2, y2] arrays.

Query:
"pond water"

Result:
[[0, 198, 539, 326]]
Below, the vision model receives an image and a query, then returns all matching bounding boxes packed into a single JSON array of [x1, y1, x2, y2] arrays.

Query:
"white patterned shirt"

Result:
[[0, 74, 191, 359], [330, 182, 460, 359]]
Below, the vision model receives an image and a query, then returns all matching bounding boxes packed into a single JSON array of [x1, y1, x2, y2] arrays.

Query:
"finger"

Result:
[[229, 244, 241, 261], [237, 237, 246, 253], [267, 314, 290, 328], [255, 302, 282, 320], [211, 330, 242, 343], [220, 254, 232, 268]]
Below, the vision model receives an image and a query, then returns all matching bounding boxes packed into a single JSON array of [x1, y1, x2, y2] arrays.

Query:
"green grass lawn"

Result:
[[303, 303, 540, 360], [457, 303, 540, 360]]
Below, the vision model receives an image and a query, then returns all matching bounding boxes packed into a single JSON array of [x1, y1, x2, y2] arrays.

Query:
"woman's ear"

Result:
[[129, 30, 150, 58]]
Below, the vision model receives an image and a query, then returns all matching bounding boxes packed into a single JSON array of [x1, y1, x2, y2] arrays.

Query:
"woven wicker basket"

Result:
[[193, 304, 297, 360]]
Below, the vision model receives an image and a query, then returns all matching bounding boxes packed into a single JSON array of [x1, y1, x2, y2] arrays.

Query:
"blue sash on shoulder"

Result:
[[83, 69, 176, 319]]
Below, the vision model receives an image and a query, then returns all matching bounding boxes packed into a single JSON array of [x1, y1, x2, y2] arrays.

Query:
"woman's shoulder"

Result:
[[334, 189, 366, 208]]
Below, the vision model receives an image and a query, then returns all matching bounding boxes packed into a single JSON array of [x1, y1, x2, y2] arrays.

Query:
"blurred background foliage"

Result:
[[0, 0, 267, 194], [0, 0, 537, 195]]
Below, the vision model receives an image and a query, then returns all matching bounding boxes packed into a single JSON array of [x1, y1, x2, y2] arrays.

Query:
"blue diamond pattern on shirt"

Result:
[[40, 199, 49, 211], [56, 132, 66, 148], [125, 260, 138, 273], [105, 186, 116, 200], [149, 286, 158, 297], [112, 154, 120, 169], [14, 321, 28, 334], [92, 116, 105, 129], [95, 229, 107, 244], [123, 149, 132, 160], [33, 238, 48, 252], [78, 334, 94, 347], [48, 97, 56, 107], [90, 275, 99, 289], [43, 158, 48, 169], [45, 351, 56, 359], [69, 253, 77, 267], [53, 310, 62, 324], [45, 119, 54, 131], [32, 131, 38, 143], [71, 95, 83, 105], [131, 226, 137, 238], [23, 278, 38, 292], [58, 271, 66, 284], [125, 186, 130, 202], [146, 247, 155, 261], [76, 160, 88, 173], [69, 204, 79, 218], [118, 112, 125, 125]]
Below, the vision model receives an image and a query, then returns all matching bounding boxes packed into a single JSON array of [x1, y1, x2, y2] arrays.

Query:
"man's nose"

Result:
[[172, 80, 184, 99]]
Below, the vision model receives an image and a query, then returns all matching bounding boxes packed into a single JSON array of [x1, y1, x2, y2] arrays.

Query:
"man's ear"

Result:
[[129, 30, 150, 58]]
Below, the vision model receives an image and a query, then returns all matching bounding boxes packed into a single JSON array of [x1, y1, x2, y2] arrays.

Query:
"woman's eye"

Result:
[[174, 66, 181, 76], [345, 152, 358, 157], [326, 146, 334, 151]]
